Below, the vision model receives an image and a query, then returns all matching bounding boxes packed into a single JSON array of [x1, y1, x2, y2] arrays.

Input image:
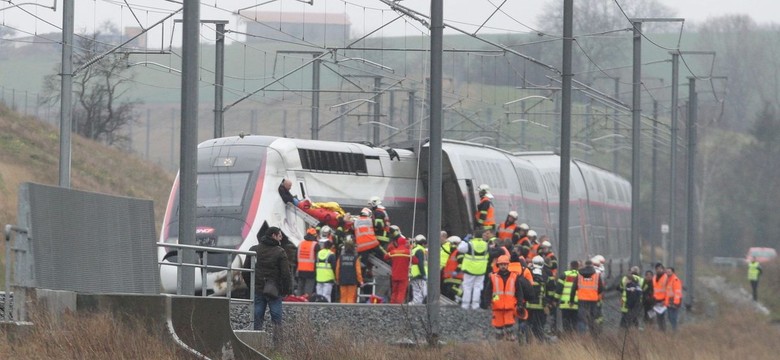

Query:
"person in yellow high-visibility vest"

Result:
[[748, 257, 762, 302]]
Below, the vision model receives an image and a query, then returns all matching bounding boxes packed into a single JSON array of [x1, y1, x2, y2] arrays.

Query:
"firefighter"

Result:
[[384, 227, 416, 304], [354, 208, 382, 265], [441, 235, 464, 302], [555, 260, 581, 334], [516, 223, 531, 256], [570, 259, 604, 336], [475, 184, 496, 231], [537, 238, 558, 276], [497, 211, 521, 243], [368, 196, 391, 249], [526, 230, 540, 261], [527, 255, 556, 342], [335, 237, 363, 303]]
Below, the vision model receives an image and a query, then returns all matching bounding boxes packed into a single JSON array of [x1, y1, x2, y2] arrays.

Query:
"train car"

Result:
[[158, 135, 631, 294]]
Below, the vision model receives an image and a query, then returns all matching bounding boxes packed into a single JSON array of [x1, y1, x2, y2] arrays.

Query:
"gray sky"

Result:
[[1, 0, 778, 46]]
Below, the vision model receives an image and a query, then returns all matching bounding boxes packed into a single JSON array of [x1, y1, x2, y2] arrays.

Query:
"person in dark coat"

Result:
[[252, 226, 293, 347]]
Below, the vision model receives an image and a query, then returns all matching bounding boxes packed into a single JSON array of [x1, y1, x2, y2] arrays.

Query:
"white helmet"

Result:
[[478, 184, 490, 192], [320, 225, 332, 236], [541, 240, 552, 248], [369, 196, 382, 207], [508, 211, 519, 219], [447, 236, 462, 244], [594, 254, 606, 264], [360, 207, 372, 217], [532, 255, 545, 266], [518, 223, 530, 231], [414, 234, 427, 243], [527, 230, 537, 238]]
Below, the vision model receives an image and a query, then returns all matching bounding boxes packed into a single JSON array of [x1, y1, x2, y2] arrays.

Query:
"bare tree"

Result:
[[42, 23, 141, 146]]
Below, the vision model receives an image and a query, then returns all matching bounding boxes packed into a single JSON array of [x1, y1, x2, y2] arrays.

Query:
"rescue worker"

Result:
[[441, 236, 464, 302], [618, 266, 644, 328], [570, 259, 604, 336], [665, 267, 683, 331], [591, 255, 606, 326], [354, 207, 382, 266], [319, 225, 334, 249], [384, 228, 416, 304], [748, 257, 762, 301], [315, 240, 337, 302], [555, 260, 580, 334], [537, 237, 558, 275], [527, 255, 556, 342], [497, 211, 521, 243], [295, 227, 320, 296], [475, 184, 496, 231], [652, 263, 669, 331], [485, 255, 532, 341], [335, 238, 363, 303], [642, 270, 655, 327], [439, 230, 452, 271], [410, 234, 428, 304], [369, 196, 391, 249], [516, 223, 531, 256], [526, 230, 540, 261], [457, 230, 489, 310]]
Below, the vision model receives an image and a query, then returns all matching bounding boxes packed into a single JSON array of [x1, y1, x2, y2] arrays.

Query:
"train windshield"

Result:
[[197, 172, 251, 207]]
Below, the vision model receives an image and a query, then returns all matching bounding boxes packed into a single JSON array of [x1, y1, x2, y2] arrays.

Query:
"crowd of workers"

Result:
[[260, 181, 687, 340]]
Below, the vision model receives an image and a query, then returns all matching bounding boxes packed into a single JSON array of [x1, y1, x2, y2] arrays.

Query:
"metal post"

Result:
[[179, 0, 200, 295], [311, 56, 321, 140], [407, 90, 415, 142], [613, 77, 620, 173], [373, 76, 382, 145], [389, 90, 395, 130], [559, 0, 573, 281], [170, 108, 175, 169], [145, 109, 151, 160], [427, 0, 444, 346], [59, 0, 74, 188], [214, 23, 225, 138], [251, 109, 257, 134], [651, 100, 659, 266], [630, 20, 642, 267], [669, 51, 679, 266], [685, 77, 697, 309]]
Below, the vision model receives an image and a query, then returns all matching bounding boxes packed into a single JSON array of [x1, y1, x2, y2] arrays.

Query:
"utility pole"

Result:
[[213, 21, 227, 138], [559, 0, 573, 290], [427, 0, 443, 346], [651, 100, 659, 266], [685, 77, 697, 309], [59, 0, 74, 188], [630, 20, 642, 267], [669, 51, 679, 267]]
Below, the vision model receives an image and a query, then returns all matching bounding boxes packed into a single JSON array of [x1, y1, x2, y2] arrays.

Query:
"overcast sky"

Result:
[[1, 0, 778, 45]]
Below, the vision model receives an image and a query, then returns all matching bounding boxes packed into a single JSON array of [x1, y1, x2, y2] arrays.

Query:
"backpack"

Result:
[[624, 277, 643, 310]]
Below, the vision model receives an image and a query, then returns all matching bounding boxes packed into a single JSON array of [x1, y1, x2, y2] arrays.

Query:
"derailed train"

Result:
[[158, 135, 631, 294]]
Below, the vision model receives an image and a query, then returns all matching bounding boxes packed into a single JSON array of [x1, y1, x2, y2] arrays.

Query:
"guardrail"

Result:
[[157, 243, 256, 306]]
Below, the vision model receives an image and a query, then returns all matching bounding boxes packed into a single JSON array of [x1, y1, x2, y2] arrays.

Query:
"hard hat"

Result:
[[532, 255, 545, 266], [541, 240, 552, 248], [591, 256, 602, 266], [518, 223, 530, 231], [496, 255, 510, 265], [527, 230, 537, 238], [360, 207, 372, 217], [369, 196, 382, 207], [478, 184, 491, 192], [320, 225, 332, 235], [414, 234, 426, 243], [389, 225, 402, 236], [447, 236, 462, 244], [306, 228, 317, 236], [508, 211, 519, 219], [594, 255, 606, 264]]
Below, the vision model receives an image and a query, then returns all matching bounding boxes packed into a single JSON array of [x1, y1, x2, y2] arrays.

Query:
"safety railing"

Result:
[[157, 243, 256, 307], [3, 224, 30, 322]]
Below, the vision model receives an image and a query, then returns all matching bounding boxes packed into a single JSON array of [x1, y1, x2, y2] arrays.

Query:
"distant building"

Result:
[[240, 12, 351, 45]]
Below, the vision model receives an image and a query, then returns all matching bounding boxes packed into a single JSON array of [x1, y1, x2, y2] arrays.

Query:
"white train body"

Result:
[[158, 136, 631, 294]]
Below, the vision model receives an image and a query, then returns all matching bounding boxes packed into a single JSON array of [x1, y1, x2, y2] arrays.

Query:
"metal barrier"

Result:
[[3, 224, 29, 322], [157, 243, 256, 306]]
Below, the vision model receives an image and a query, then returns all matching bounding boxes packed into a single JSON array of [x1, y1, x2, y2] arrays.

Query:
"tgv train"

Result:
[[158, 135, 631, 294]]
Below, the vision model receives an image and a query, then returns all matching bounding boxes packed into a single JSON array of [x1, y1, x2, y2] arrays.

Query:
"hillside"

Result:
[[0, 103, 174, 237]]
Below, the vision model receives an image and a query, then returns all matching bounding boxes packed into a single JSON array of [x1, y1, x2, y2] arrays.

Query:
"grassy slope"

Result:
[[0, 103, 174, 285]]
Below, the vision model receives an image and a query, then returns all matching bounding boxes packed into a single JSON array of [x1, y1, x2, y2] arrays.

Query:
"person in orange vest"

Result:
[[537, 237, 558, 276], [497, 211, 521, 243], [441, 236, 464, 302], [368, 196, 392, 249], [570, 259, 604, 336], [335, 238, 363, 303], [295, 227, 320, 296], [475, 184, 496, 231], [354, 207, 383, 265], [384, 226, 417, 304], [652, 262, 669, 331], [515, 223, 531, 255], [526, 230, 540, 261], [485, 255, 534, 341], [665, 267, 683, 331]]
